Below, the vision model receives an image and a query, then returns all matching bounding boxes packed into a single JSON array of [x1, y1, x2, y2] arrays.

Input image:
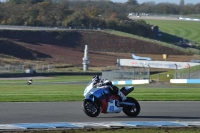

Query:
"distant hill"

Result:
[[0, 29, 191, 67]]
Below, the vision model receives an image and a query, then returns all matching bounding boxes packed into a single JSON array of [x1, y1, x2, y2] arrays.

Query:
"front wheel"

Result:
[[123, 97, 140, 117], [82, 99, 100, 117]]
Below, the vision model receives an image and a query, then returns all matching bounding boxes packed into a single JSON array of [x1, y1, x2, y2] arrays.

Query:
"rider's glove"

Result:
[[98, 82, 103, 86]]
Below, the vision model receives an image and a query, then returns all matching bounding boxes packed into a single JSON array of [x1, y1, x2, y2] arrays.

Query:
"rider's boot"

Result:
[[118, 91, 127, 101]]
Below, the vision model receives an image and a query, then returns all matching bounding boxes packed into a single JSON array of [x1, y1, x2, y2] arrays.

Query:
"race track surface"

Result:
[[0, 101, 199, 124]]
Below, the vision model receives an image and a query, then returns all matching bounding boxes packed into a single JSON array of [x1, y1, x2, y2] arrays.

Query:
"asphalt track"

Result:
[[0, 101, 200, 124]]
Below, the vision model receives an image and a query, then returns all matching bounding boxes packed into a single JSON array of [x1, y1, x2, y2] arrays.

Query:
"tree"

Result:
[[84, 6, 101, 18], [27, 0, 45, 4], [8, 0, 26, 4], [183, 4, 194, 15], [139, 1, 156, 13], [8, 0, 44, 4], [179, 0, 184, 7], [179, 0, 185, 15], [126, 0, 138, 5], [194, 3, 200, 14]]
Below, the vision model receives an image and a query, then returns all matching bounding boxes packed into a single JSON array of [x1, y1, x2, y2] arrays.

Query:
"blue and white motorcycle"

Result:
[[83, 81, 140, 117]]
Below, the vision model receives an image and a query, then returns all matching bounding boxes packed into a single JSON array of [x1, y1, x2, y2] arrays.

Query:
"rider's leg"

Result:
[[118, 90, 127, 101], [110, 85, 127, 101]]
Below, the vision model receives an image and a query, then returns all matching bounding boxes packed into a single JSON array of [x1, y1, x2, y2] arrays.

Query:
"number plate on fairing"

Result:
[[106, 100, 122, 113]]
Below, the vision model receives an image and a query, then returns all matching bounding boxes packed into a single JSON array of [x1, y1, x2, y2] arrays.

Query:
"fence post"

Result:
[[8, 65, 10, 73], [133, 67, 135, 80], [22, 65, 24, 73], [139, 67, 140, 80], [187, 63, 190, 79], [143, 66, 145, 79], [174, 64, 177, 79], [199, 72, 200, 78], [48, 65, 50, 72], [36, 64, 38, 72], [52, 66, 54, 72], [42, 65, 44, 72], [148, 65, 150, 82]]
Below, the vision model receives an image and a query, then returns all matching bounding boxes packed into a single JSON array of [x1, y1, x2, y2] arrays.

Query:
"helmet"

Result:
[[92, 75, 100, 83], [103, 79, 112, 86]]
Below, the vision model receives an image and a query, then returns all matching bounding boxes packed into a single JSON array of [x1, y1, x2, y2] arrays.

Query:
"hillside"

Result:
[[0, 30, 194, 68]]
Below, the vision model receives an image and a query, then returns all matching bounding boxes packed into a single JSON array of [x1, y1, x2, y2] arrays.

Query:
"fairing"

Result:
[[83, 82, 134, 113]]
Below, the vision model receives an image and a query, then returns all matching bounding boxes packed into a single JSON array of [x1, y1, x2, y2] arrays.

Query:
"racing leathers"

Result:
[[93, 79, 127, 101]]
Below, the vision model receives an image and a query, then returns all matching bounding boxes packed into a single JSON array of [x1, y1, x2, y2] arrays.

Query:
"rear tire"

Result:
[[123, 97, 140, 117], [83, 99, 100, 117]]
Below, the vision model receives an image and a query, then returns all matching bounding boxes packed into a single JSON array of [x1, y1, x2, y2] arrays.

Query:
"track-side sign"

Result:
[[117, 59, 199, 69]]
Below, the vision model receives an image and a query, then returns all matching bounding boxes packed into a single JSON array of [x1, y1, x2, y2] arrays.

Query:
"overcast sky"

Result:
[[0, 0, 199, 4]]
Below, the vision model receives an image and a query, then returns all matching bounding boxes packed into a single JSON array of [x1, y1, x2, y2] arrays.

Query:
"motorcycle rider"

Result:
[[27, 78, 33, 85], [92, 75, 127, 101]]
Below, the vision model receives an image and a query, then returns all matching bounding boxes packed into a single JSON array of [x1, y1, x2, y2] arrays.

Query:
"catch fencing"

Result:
[[0, 64, 54, 74], [149, 65, 200, 82], [176, 65, 200, 79], [102, 66, 150, 81], [102, 65, 200, 82], [1, 64, 200, 80]]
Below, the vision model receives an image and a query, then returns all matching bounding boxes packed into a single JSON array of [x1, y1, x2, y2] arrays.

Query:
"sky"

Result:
[[0, 0, 199, 4]]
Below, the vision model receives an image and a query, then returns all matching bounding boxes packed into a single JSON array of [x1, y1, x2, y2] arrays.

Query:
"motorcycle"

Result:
[[83, 81, 140, 117]]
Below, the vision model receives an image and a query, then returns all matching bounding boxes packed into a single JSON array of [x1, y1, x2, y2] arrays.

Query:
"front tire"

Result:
[[123, 97, 140, 117], [83, 99, 100, 117]]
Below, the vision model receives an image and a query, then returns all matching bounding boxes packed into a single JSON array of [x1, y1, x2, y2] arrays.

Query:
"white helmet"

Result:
[[103, 79, 112, 86]]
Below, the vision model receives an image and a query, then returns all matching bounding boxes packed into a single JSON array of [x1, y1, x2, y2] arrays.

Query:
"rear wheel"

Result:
[[123, 97, 140, 117], [83, 99, 100, 117]]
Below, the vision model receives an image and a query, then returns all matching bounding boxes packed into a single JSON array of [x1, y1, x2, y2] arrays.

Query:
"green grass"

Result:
[[105, 30, 186, 52], [0, 84, 84, 102], [0, 75, 92, 83], [144, 20, 200, 45], [0, 76, 200, 102], [150, 70, 175, 82], [133, 87, 200, 101], [104, 30, 200, 54]]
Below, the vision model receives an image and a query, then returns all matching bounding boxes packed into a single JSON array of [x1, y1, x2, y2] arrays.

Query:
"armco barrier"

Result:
[[112, 80, 149, 85], [170, 79, 200, 84]]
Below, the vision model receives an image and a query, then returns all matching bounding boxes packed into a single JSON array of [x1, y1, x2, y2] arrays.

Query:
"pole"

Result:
[[187, 63, 190, 79], [175, 64, 177, 79], [148, 65, 150, 83]]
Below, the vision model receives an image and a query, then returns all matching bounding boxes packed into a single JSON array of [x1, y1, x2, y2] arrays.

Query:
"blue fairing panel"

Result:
[[92, 87, 111, 99]]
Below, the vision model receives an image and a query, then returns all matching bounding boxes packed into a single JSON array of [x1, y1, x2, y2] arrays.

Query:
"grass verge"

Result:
[[0, 76, 200, 102]]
